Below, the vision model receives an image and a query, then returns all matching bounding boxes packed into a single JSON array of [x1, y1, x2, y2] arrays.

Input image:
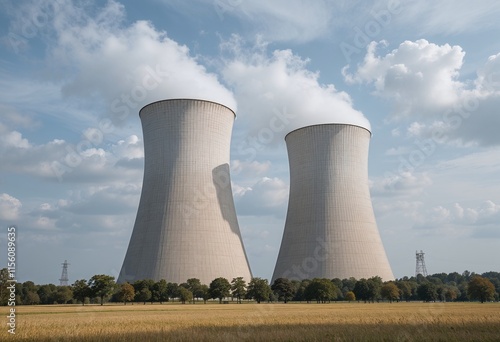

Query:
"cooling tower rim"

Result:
[[285, 123, 372, 140], [139, 98, 236, 118]]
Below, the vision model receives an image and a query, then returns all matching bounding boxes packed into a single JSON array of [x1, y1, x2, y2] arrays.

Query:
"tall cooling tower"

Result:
[[118, 99, 252, 285], [272, 124, 394, 282]]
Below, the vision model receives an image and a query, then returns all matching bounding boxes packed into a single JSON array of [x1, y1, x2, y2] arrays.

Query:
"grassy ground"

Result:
[[3, 302, 500, 341]]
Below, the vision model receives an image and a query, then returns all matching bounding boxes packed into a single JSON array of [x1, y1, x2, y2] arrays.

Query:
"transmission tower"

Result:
[[415, 250, 428, 277], [59, 260, 70, 286]]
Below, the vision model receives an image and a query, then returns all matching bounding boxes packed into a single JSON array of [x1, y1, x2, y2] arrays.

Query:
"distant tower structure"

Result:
[[415, 250, 428, 277], [59, 260, 69, 286], [272, 124, 394, 282]]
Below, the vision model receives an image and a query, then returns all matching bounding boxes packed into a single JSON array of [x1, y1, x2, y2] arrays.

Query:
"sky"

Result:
[[0, 0, 499, 285]]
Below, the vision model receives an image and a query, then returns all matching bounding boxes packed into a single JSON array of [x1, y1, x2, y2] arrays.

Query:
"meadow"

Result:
[[4, 302, 500, 341]]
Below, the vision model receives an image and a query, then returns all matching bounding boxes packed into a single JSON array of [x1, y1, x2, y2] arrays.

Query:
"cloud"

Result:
[[396, 0, 500, 35], [0, 193, 22, 221], [343, 39, 465, 118], [0, 126, 144, 183], [163, 0, 336, 43], [370, 171, 432, 198], [222, 36, 370, 149], [344, 40, 500, 146], [234, 177, 288, 216], [5, 0, 236, 125], [414, 200, 500, 238]]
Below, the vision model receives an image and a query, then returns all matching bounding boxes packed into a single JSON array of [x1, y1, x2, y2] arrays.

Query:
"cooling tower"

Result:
[[272, 124, 394, 282], [118, 99, 252, 285]]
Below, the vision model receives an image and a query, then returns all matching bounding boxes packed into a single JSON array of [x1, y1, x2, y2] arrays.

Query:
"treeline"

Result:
[[1, 268, 498, 305]]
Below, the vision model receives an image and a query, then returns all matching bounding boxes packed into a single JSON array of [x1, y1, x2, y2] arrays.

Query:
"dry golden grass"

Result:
[[4, 302, 500, 341]]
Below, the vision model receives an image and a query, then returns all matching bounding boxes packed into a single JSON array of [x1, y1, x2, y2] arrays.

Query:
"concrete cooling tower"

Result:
[[272, 124, 394, 282], [118, 99, 252, 285]]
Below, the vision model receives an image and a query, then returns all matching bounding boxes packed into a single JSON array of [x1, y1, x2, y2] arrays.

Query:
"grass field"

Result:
[[3, 302, 500, 341]]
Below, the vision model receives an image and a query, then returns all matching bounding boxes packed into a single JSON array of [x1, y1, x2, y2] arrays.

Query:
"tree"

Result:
[[345, 291, 356, 302], [293, 279, 311, 302], [136, 287, 152, 305], [468, 276, 495, 303], [152, 280, 169, 304], [304, 278, 337, 303], [353, 279, 370, 302], [417, 282, 438, 302], [231, 277, 247, 304], [166, 282, 179, 302], [178, 287, 193, 304], [199, 284, 210, 304], [88, 275, 116, 305], [271, 278, 295, 303], [380, 282, 400, 303], [246, 278, 272, 304], [186, 278, 202, 304], [396, 281, 412, 302], [209, 277, 231, 303], [366, 277, 382, 302], [132, 279, 155, 304], [72, 279, 91, 305], [0, 268, 10, 305], [55, 286, 73, 304], [116, 283, 135, 305]]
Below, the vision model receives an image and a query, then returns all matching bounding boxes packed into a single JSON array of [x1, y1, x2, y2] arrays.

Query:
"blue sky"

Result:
[[1, 0, 500, 285]]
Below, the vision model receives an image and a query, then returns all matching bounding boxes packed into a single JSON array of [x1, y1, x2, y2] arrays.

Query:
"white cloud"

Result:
[[370, 171, 432, 197], [231, 159, 271, 176], [343, 39, 465, 118], [0, 193, 22, 220], [222, 36, 370, 147], [234, 177, 288, 216], [164, 0, 336, 43], [396, 0, 500, 35], [345, 40, 500, 146], [0, 126, 143, 183], [414, 200, 500, 238]]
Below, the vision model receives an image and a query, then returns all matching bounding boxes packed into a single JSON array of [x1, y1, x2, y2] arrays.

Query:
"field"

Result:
[[4, 302, 500, 341]]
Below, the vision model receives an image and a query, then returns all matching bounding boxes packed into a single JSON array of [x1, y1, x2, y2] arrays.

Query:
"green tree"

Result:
[[54, 286, 73, 304], [293, 279, 311, 302], [72, 279, 91, 305], [199, 284, 210, 304], [136, 287, 152, 304], [345, 291, 356, 302], [366, 277, 382, 302], [380, 282, 400, 303], [304, 278, 337, 303], [209, 277, 231, 304], [166, 282, 179, 301], [467, 276, 495, 303], [186, 278, 203, 304], [396, 280, 412, 302], [152, 280, 169, 304], [417, 282, 438, 302], [88, 275, 116, 305], [246, 278, 272, 304], [116, 283, 135, 305], [271, 278, 295, 303], [231, 277, 247, 304], [178, 287, 193, 304], [0, 268, 11, 305], [353, 279, 370, 302]]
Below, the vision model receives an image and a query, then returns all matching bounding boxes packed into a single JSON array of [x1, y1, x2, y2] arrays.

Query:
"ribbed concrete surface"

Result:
[[118, 99, 252, 285], [272, 124, 394, 282]]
